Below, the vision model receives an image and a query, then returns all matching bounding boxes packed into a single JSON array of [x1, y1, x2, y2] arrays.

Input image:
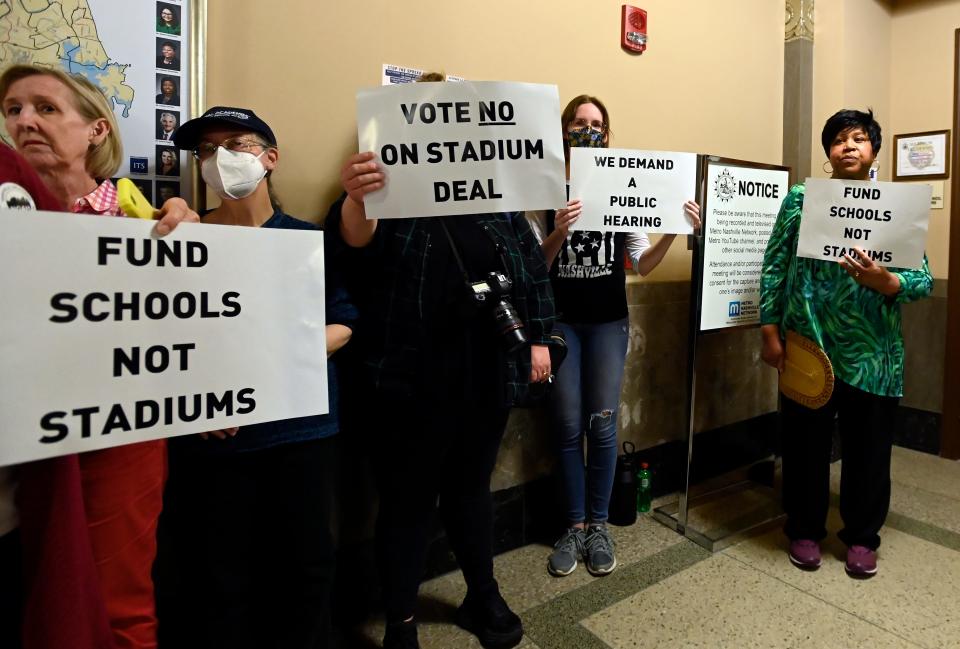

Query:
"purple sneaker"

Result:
[[788, 539, 822, 570], [845, 545, 878, 578]]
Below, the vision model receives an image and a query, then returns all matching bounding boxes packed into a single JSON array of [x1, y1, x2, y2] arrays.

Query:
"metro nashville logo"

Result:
[[714, 168, 736, 202]]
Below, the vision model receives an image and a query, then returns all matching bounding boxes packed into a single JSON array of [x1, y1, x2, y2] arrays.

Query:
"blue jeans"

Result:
[[552, 318, 629, 525]]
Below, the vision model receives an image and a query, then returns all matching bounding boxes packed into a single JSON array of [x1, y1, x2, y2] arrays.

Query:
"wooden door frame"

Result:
[[942, 28, 960, 459]]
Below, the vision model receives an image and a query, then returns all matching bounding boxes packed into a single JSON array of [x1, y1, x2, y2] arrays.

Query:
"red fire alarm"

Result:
[[621, 5, 647, 54]]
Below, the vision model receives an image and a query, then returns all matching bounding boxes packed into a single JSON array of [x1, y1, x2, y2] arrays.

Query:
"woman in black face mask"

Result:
[[526, 95, 700, 580]]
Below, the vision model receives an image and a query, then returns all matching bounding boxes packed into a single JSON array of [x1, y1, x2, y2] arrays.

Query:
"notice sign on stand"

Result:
[[569, 147, 698, 234], [700, 160, 790, 331], [0, 212, 328, 467], [797, 178, 930, 269], [356, 81, 567, 219]]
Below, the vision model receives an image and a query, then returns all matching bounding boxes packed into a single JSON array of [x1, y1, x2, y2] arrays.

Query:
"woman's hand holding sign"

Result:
[[632, 199, 701, 276], [342, 152, 385, 204], [339, 151, 385, 247], [840, 246, 901, 296], [540, 199, 582, 264], [154, 197, 200, 236], [683, 200, 702, 231], [555, 199, 582, 233]]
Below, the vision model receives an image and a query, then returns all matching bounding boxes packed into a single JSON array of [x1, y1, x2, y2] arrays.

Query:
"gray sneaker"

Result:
[[547, 527, 586, 576], [585, 524, 617, 576]]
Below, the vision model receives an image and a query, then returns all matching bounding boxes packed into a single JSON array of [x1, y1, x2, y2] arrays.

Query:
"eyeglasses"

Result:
[[192, 136, 272, 160], [570, 118, 607, 133]]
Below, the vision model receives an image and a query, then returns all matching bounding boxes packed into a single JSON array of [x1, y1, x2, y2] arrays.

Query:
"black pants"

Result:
[[156, 436, 338, 649], [0, 530, 21, 649], [781, 381, 898, 549], [370, 393, 510, 624]]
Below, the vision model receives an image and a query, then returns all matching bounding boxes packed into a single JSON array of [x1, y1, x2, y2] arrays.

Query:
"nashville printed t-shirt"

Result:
[[526, 209, 649, 324]]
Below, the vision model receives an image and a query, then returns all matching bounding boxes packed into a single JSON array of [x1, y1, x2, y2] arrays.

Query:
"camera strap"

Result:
[[438, 217, 472, 285]]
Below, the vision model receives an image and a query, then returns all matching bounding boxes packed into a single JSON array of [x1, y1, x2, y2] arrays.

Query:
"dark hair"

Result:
[[158, 5, 179, 26], [159, 76, 177, 89], [560, 94, 611, 161], [821, 109, 882, 157]]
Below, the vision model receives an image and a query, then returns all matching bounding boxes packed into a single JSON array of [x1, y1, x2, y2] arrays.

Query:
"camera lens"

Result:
[[492, 299, 527, 353]]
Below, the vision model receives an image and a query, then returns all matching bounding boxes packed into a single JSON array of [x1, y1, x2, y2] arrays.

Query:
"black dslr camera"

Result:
[[467, 272, 527, 353]]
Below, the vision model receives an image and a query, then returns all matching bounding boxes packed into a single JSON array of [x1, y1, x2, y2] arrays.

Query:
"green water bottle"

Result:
[[637, 462, 652, 513]]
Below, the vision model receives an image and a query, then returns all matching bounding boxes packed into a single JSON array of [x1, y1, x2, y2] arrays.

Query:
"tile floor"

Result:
[[353, 447, 960, 649]]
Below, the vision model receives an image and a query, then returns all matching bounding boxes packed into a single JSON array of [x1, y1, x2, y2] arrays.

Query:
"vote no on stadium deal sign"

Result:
[[0, 211, 328, 467], [356, 81, 567, 219], [797, 178, 931, 269], [568, 147, 698, 234]]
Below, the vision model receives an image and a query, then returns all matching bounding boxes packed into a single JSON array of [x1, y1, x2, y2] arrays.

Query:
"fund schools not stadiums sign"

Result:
[[797, 178, 930, 269], [0, 211, 328, 466], [356, 81, 567, 219]]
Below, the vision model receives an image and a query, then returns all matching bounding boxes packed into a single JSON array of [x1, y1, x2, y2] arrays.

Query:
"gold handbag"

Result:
[[779, 331, 834, 409]]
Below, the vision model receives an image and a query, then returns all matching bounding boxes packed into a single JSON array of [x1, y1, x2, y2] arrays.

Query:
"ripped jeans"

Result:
[[552, 318, 629, 525]]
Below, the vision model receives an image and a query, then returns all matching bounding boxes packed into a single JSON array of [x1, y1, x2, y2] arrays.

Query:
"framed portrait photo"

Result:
[[894, 129, 951, 181]]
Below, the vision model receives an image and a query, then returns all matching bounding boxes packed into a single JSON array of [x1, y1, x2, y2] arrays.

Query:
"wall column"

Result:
[[783, 0, 814, 184]]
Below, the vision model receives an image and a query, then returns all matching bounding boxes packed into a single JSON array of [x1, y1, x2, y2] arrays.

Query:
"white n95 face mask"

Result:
[[201, 146, 267, 200]]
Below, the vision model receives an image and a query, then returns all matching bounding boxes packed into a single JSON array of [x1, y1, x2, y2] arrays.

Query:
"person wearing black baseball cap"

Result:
[[172, 106, 278, 205], [173, 106, 277, 151], [158, 106, 356, 649]]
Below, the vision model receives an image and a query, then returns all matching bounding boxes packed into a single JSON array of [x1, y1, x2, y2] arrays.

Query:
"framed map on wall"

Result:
[[0, 0, 204, 207]]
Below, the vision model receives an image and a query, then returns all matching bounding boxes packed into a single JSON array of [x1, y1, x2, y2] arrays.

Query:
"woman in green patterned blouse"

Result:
[[759, 109, 932, 579]]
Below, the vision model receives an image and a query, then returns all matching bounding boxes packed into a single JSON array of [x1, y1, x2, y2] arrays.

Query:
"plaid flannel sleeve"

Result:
[[510, 212, 555, 345]]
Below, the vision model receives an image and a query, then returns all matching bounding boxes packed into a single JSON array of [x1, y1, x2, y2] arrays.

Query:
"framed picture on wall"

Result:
[[893, 129, 951, 180]]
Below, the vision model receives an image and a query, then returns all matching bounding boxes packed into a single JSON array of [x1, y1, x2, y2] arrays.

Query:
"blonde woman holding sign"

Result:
[[0, 63, 199, 649], [760, 109, 932, 578], [526, 95, 699, 578], [0, 144, 119, 649]]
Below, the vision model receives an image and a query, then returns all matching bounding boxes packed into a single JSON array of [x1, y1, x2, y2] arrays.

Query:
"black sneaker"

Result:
[[383, 620, 420, 649], [454, 587, 523, 649]]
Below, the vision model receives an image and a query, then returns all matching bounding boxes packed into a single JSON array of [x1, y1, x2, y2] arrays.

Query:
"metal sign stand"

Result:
[[651, 156, 790, 552]]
